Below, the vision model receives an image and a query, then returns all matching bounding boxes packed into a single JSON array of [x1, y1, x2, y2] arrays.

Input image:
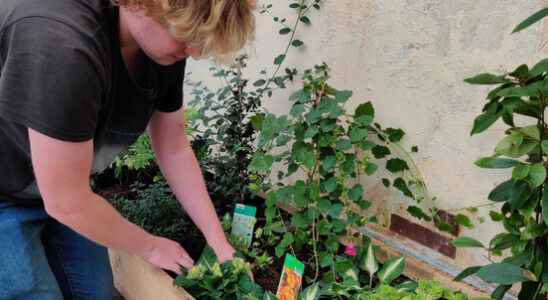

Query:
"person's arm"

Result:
[[29, 128, 193, 274], [149, 108, 235, 263]]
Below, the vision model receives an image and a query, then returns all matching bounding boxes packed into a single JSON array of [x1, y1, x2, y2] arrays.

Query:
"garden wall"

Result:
[[185, 0, 548, 274]]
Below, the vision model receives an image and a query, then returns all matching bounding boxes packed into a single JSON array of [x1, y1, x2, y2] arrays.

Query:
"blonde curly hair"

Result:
[[112, 0, 256, 58]]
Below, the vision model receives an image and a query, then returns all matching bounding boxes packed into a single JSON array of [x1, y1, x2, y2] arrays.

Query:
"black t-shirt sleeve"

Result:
[[156, 58, 186, 113], [0, 17, 104, 142]]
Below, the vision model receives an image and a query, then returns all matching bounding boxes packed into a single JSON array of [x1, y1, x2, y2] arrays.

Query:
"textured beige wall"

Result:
[[186, 1, 547, 268]]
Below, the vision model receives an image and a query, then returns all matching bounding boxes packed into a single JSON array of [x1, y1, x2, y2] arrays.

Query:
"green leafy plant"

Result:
[[108, 108, 197, 182], [249, 64, 418, 287], [362, 280, 472, 300], [111, 180, 200, 248], [187, 0, 323, 211], [111, 134, 157, 180], [318, 238, 407, 299], [174, 247, 265, 300], [455, 9, 548, 299]]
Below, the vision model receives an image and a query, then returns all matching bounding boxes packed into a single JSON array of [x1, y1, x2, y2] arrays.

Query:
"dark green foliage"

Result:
[[458, 10, 548, 297], [111, 181, 197, 246]]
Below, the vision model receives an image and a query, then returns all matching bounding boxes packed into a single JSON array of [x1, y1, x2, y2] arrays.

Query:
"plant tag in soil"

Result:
[[231, 204, 257, 248], [276, 254, 304, 300]]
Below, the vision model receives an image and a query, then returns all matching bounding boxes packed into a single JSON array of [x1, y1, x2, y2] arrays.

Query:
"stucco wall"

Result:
[[185, 0, 548, 269]]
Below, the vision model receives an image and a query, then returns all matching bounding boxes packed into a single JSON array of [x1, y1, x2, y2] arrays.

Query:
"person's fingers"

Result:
[[177, 247, 194, 265], [176, 254, 194, 269], [166, 262, 183, 275]]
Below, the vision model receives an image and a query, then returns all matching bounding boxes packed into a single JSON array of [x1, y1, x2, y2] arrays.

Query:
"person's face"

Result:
[[122, 8, 200, 65]]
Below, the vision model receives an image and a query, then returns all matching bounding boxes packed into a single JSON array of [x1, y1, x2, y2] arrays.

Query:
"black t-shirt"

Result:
[[0, 0, 186, 206]]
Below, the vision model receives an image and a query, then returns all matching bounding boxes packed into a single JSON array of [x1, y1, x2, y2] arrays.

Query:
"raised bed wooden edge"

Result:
[[108, 249, 195, 300]]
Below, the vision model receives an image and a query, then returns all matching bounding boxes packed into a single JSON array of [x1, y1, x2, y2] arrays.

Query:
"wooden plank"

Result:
[[360, 225, 490, 298], [108, 249, 194, 300]]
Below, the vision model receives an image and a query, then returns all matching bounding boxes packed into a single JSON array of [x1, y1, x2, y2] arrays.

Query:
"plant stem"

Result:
[[446, 202, 498, 213], [276, 207, 297, 257], [263, 0, 306, 93]]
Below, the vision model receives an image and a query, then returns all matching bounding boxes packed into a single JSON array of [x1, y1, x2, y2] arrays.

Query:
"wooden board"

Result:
[[108, 249, 194, 300]]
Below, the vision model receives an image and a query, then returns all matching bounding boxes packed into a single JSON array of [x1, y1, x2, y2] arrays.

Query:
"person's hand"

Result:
[[142, 236, 194, 275], [211, 240, 236, 264]]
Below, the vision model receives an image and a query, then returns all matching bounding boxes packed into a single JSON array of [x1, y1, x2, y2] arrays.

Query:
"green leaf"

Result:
[[455, 214, 474, 229], [360, 241, 379, 277], [508, 180, 531, 209], [386, 158, 410, 173], [502, 140, 537, 158], [248, 154, 274, 173], [299, 282, 321, 300], [321, 156, 337, 172], [355, 102, 375, 118], [250, 113, 265, 130], [274, 54, 286, 65], [386, 128, 405, 142], [318, 198, 331, 214], [470, 110, 502, 135], [289, 89, 311, 103], [528, 163, 546, 187], [491, 285, 512, 300], [489, 210, 504, 222], [512, 7, 548, 33], [542, 140, 548, 155], [300, 16, 311, 25], [336, 139, 353, 151], [346, 185, 363, 202], [512, 164, 530, 180], [509, 64, 529, 80], [355, 115, 373, 126], [304, 127, 319, 139], [334, 90, 353, 103], [349, 127, 368, 143], [454, 266, 482, 282], [322, 177, 338, 193], [394, 178, 414, 198], [280, 232, 294, 248], [497, 85, 542, 98], [489, 233, 518, 252], [474, 157, 520, 169], [495, 132, 523, 154], [279, 27, 291, 35], [290, 104, 305, 117], [328, 203, 343, 218], [291, 213, 309, 229], [293, 142, 315, 169], [476, 263, 528, 285], [364, 162, 378, 175], [517, 125, 540, 140], [451, 236, 484, 248], [291, 39, 304, 47], [407, 206, 432, 222], [378, 257, 406, 284], [488, 179, 514, 202], [542, 192, 548, 227], [464, 73, 509, 85], [529, 58, 548, 78], [382, 178, 391, 187], [371, 145, 391, 159]]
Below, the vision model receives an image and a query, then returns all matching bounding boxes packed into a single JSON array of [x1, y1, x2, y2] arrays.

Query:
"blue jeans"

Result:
[[0, 202, 113, 300]]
